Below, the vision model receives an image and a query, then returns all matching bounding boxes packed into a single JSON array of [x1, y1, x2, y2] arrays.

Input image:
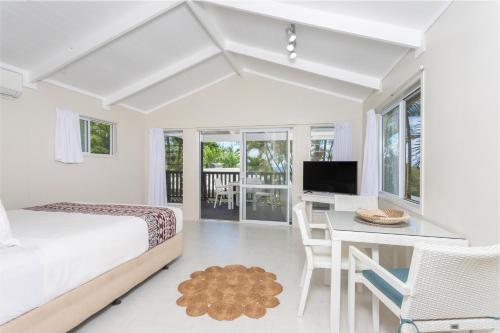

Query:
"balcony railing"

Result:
[[166, 170, 287, 203], [166, 170, 183, 203]]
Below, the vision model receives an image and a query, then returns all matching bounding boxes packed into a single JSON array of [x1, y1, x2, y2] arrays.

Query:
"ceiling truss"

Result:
[[0, 0, 440, 112]]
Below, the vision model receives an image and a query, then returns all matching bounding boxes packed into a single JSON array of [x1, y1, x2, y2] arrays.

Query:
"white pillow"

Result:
[[0, 200, 19, 248]]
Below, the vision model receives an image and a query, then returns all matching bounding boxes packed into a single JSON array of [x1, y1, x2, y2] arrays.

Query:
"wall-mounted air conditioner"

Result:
[[0, 68, 23, 99]]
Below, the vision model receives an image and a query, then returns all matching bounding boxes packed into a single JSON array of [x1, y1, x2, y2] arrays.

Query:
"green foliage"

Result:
[[90, 122, 111, 154], [382, 107, 399, 194], [246, 141, 287, 174], [165, 136, 183, 171], [202, 142, 240, 168]]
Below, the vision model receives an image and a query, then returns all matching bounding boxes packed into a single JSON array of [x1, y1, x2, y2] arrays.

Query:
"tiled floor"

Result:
[[72, 221, 399, 333]]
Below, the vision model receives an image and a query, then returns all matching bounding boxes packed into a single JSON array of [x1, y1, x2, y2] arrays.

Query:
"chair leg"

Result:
[[300, 261, 307, 287], [372, 246, 380, 333], [323, 230, 330, 286], [348, 257, 356, 333], [298, 266, 313, 317], [213, 194, 218, 208]]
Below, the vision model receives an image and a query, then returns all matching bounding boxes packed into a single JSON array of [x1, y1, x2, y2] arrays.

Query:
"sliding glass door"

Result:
[[240, 129, 292, 224]]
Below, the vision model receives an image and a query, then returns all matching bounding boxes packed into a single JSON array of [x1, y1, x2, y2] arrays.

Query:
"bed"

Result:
[[0, 203, 183, 333]]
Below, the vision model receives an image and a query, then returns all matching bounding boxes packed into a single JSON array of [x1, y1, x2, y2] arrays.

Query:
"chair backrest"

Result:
[[214, 178, 224, 189], [292, 202, 312, 245], [334, 194, 378, 211], [401, 243, 500, 320]]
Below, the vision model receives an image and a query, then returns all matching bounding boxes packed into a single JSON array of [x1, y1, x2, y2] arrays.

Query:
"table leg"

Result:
[[372, 247, 380, 332], [331, 239, 342, 333]]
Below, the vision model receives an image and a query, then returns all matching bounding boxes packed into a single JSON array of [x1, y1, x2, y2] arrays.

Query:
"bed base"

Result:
[[0, 232, 183, 333]]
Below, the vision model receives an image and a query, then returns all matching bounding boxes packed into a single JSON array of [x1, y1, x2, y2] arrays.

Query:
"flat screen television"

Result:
[[303, 161, 357, 194]]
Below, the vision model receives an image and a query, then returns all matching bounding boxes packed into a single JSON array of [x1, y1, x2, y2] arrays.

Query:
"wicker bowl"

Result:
[[355, 208, 410, 225]]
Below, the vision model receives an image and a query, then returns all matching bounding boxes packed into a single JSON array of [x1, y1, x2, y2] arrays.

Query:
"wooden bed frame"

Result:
[[0, 232, 183, 333]]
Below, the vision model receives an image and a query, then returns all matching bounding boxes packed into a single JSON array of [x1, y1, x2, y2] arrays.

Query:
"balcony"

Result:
[[166, 170, 288, 221]]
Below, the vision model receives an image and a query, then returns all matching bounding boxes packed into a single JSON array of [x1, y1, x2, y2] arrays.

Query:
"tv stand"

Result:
[[301, 191, 337, 222]]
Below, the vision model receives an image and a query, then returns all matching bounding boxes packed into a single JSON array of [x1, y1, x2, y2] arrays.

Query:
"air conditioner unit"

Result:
[[0, 68, 23, 99]]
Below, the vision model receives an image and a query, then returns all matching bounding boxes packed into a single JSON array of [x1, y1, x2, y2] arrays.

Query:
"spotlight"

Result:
[[286, 23, 297, 60]]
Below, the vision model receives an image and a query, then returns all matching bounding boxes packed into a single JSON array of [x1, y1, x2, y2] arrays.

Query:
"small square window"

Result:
[[310, 126, 335, 161], [80, 118, 114, 155]]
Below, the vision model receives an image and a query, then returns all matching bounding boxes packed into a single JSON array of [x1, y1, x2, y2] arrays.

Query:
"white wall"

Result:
[[364, 1, 500, 246], [146, 74, 363, 221], [0, 82, 147, 209]]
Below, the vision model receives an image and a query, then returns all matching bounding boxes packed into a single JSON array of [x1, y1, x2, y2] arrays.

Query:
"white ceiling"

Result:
[[0, 1, 451, 113]]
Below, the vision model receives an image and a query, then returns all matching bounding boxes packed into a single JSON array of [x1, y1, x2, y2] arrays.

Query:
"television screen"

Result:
[[303, 161, 357, 194]]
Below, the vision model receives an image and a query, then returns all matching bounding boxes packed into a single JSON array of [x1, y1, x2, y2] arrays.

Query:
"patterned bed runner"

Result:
[[25, 202, 176, 249]]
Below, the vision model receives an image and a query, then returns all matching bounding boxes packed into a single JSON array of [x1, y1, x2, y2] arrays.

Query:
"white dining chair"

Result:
[[348, 243, 500, 333], [294, 198, 380, 317], [293, 202, 332, 316], [213, 178, 229, 208]]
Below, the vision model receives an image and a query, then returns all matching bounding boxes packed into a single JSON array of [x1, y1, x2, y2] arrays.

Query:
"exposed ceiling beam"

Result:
[[243, 69, 363, 103], [185, 1, 242, 76], [226, 41, 381, 90], [103, 47, 221, 107], [205, 0, 423, 49], [28, 1, 183, 83]]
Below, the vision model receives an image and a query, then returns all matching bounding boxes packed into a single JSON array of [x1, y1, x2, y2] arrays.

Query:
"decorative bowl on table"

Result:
[[355, 208, 410, 225]]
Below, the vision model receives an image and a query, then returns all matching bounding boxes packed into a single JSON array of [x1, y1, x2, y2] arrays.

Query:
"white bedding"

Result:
[[0, 206, 182, 325]]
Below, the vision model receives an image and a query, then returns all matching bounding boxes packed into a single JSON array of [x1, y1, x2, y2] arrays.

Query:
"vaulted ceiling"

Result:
[[0, 1, 450, 113]]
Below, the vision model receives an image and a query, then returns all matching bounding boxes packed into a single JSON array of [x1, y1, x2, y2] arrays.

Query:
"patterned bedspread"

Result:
[[25, 202, 176, 249]]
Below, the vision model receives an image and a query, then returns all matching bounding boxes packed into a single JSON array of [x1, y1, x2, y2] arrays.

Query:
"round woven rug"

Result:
[[176, 265, 283, 321]]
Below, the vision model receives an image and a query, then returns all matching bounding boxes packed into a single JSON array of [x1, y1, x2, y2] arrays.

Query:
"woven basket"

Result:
[[355, 208, 410, 225]]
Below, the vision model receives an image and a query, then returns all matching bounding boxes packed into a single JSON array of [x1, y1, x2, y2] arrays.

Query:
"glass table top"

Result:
[[326, 210, 465, 240]]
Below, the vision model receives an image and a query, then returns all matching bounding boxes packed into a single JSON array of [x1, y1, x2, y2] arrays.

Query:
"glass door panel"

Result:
[[240, 130, 291, 223]]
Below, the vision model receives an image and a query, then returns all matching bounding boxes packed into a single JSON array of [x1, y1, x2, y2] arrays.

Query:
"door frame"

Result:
[[239, 127, 293, 225]]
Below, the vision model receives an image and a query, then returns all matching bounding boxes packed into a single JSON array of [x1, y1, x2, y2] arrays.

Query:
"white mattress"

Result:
[[0, 206, 182, 325]]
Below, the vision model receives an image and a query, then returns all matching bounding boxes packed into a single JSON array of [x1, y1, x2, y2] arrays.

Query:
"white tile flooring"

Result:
[[73, 221, 399, 333]]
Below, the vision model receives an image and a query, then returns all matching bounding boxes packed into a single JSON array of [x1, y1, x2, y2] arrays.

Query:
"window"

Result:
[[310, 126, 334, 210], [381, 86, 421, 204], [165, 131, 183, 203], [310, 126, 335, 161], [80, 117, 114, 155]]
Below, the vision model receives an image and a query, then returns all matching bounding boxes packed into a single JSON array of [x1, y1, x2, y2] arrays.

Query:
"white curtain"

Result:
[[361, 110, 379, 196], [333, 122, 352, 161], [148, 128, 167, 206], [55, 108, 83, 164]]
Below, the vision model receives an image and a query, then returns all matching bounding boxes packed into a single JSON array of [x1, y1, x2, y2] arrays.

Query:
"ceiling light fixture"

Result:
[[286, 23, 297, 61]]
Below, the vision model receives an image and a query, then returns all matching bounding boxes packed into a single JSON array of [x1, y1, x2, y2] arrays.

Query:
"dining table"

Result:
[[324, 210, 468, 333]]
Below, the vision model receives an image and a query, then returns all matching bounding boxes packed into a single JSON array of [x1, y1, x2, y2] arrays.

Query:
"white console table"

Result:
[[301, 191, 336, 222]]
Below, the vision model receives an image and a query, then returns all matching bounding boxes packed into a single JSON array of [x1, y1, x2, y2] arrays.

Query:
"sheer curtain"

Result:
[[361, 110, 379, 196], [333, 122, 352, 161], [54, 108, 83, 164], [148, 128, 167, 206]]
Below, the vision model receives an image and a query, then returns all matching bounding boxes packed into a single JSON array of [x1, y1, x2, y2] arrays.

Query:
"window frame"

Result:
[[80, 116, 115, 157], [379, 84, 422, 211]]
